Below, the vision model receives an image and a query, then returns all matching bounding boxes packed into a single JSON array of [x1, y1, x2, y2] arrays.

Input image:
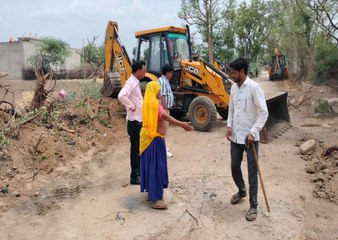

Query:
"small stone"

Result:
[[35, 191, 40, 196], [13, 191, 20, 197], [300, 139, 316, 155]]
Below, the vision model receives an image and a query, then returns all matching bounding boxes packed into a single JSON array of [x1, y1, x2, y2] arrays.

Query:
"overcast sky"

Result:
[[0, 0, 184, 53]]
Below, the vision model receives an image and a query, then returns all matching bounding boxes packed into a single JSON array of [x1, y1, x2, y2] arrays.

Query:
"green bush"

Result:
[[314, 35, 338, 84], [314, 99, 332, 114]]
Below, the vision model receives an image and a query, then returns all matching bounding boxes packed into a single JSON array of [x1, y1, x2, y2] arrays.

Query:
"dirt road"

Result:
[[0, 74, 337, 239]]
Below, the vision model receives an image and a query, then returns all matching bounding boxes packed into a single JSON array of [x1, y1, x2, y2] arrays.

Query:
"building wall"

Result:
[[0, 38, 81, 80], [0, 41, 24, 80], [65, 48, 81, 69]]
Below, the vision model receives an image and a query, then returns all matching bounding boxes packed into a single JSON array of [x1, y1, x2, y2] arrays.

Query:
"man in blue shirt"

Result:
[[158, 64, 175, 158]]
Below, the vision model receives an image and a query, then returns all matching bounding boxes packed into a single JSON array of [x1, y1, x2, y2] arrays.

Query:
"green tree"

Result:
[[29, 37, 70, 109], [233, 0, 268, 63], [296, 0, 338, 46], [213, 7, 236, 64], [83, 36, 105, 78], [179, 0, 235, 63]]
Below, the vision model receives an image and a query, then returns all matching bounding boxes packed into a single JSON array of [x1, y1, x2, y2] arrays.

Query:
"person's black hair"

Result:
[[161, 64, 174, 75], [132, 60, 146, 73], [229, 58, 248, 75]]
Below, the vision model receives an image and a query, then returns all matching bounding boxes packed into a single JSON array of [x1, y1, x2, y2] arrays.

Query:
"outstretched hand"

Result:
[[181, 122, 193, 131]]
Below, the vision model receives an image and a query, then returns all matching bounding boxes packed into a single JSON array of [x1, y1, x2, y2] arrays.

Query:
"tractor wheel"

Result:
[[188, 96, 217, 132], [217, 107, 228, 120]]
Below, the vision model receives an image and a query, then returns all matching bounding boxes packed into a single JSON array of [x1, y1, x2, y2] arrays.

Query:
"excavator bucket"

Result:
[[260, 91, 291, 143]]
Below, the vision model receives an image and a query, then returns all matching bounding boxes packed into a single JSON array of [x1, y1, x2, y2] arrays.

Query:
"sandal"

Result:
[[150, 200, 168, 210], [230, 192, 247, 204], [246, 207, 257, 221]]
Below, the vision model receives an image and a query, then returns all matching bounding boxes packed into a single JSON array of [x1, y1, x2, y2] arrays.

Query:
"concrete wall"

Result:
[[65, 48, 81, 69], [0, 41, 24, 80], [0, 38, 82, 80]]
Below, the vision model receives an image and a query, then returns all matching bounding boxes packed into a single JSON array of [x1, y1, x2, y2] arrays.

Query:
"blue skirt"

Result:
[[140, 137, 168, 201]]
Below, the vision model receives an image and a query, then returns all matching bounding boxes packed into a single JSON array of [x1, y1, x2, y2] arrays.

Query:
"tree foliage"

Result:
[[233, 0, 267, 63], [29, 37, 70, 72], [82, 36, 105, 78], [178, 0, 337, 84], [179, 0, 235, 62], [296, 0, 338, 46]]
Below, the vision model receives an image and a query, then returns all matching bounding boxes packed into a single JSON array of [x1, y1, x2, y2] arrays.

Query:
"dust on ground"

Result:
[[0, 74, 337, 240]]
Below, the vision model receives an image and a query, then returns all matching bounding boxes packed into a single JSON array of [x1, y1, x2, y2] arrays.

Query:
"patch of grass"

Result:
[[64, 91, 77, 103], [80, 81, 102, 99], [0, 133, 10, 147], [314, 99, 332, 114], [100, 120, 112, 128]]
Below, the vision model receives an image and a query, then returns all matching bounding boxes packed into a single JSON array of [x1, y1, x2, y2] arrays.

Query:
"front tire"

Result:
[[188, 96, 217, 132]]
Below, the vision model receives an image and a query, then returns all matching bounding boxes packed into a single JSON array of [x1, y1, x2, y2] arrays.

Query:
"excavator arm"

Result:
[[101, 21, 132, 97]]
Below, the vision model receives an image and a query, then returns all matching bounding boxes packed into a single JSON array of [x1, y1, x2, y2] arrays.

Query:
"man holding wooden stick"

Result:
[[226, 58, 268, 221]]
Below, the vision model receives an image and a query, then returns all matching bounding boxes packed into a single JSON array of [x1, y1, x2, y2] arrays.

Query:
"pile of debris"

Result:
[[298, 138, 338, 203]]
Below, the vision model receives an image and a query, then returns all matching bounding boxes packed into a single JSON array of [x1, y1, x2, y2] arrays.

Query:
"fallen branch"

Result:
[[56, 123, 76, 133], [97, 105, 112, 119], [16, 108, 47, 127]]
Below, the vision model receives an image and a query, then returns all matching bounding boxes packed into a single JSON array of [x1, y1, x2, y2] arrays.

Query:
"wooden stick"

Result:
[[252, 143, 271, 213]]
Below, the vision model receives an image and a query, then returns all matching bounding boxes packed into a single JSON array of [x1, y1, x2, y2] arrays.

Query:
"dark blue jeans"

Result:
[[230, 141, 259, 208], [127, 120, 142, 178]]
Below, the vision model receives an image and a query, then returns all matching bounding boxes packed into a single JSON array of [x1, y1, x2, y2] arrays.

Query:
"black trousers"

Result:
[[127, 120, 142, 178], [230, 141, 259, 208]]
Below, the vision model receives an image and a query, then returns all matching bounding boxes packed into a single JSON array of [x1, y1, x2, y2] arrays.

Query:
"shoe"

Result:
[[246, 207, 257, 221], [166, 147, 170, 151], [167, 151, 173, 158], [230, 191, 247, 204], [130, 176, 140, 185]]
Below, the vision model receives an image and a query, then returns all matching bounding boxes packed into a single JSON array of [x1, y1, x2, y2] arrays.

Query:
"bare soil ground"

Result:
[[0, 73, 337, 240]]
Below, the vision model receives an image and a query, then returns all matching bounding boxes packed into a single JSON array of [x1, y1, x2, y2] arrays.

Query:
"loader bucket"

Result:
[[260, 91, 291, 143]]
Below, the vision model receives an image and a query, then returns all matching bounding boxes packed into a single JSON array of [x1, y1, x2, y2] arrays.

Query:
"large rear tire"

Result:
[[188, 96, 217, 132]]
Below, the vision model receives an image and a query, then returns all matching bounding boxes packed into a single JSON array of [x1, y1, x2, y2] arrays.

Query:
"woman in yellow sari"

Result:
[[140, 81, 192, 209]]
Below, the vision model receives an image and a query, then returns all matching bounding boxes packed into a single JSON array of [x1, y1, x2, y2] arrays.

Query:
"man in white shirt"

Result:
[[118, 60, 146, 185], [226, 58, 268, 221], [158, 64, 175, 158]]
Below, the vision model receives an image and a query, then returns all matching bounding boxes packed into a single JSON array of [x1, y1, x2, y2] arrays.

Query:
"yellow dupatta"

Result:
[[139, 81, 163, 154]]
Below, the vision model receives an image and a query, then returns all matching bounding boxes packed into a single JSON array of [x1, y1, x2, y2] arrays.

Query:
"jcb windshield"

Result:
[[168, 33, 189, 68]]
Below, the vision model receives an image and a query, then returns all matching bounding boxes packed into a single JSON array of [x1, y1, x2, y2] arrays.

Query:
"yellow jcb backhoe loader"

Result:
[[101, 21, 290, 142], [268, 48, 289, 81]]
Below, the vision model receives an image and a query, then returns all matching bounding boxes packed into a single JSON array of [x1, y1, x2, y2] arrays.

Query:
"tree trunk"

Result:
[[208, 37, 214, 63], [30, 70, 48, 110]]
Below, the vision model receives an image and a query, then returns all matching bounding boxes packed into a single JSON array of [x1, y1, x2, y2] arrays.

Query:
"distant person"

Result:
[[226, 58, 268, 221], [255, 67, 259, 77], [118, 60, 146, 185], [158, 64, 175, 158], [139, 81, 193, 209]]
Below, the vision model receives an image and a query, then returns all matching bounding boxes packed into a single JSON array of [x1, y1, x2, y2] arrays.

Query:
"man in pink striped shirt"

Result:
[[118, 60, 146, 185]]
